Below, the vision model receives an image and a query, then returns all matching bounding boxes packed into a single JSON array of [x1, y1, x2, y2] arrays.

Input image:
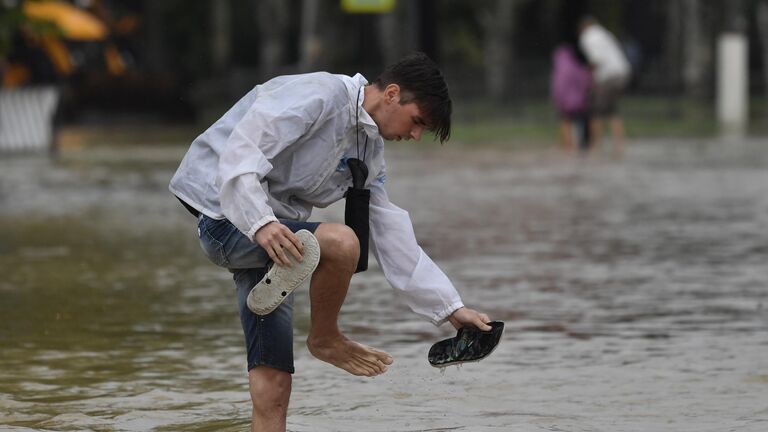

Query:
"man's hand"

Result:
[[448, 307, 492, 331], [254, 222, 305, 267]]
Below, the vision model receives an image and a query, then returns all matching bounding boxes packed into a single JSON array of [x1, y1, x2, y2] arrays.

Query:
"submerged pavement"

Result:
[[1, 138, 767, 431]]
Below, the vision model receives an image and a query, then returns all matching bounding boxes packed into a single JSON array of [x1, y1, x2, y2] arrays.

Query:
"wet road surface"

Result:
[[1, 138, 767, 431]]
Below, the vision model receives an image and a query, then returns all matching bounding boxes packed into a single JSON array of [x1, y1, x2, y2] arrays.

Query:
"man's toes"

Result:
[[365, 347, 393, 364], [375, 360, 389, 373], [362, 348, 390, 362], [348, 361, 370, 376], [366, 359, 388, 375], [350, 359, 375, 376], [361, 359, 385, 376]]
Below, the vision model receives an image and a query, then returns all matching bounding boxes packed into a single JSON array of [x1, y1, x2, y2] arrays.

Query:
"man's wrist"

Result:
[[247, 215, 279, 241]]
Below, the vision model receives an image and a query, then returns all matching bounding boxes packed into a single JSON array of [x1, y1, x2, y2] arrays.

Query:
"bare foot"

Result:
[[307, 334, 393, 377]]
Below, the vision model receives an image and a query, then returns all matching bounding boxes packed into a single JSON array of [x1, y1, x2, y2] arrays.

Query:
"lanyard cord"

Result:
[[356, 86, 369, 161]]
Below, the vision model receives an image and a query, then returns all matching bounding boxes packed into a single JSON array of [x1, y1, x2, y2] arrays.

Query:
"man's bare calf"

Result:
[[307, 223, 394, 376], [249, 366, 291, 432]]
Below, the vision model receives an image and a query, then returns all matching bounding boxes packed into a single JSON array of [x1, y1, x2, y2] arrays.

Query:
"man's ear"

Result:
[[383, 84, 401, 104]]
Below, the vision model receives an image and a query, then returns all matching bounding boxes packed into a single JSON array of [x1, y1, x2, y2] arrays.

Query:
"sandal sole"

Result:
[[246, 229, 320, 315]]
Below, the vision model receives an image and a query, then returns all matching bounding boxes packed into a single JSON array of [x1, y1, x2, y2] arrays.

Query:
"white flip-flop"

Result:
[[246, 229, 321, 315]]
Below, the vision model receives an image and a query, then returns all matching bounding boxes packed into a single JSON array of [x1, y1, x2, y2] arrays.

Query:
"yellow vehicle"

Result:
[[3, 0, 135, 88]]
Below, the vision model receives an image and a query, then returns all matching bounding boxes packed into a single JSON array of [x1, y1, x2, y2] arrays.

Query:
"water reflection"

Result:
[[1, 139, 767, 431]]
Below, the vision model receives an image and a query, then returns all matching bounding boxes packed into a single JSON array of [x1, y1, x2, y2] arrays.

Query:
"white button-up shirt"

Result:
[[170, 72, 463, 325]]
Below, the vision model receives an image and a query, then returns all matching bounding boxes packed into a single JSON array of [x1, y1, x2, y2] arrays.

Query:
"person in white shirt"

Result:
[[170, 52, 491, 432], [578, 16, 632, 156]]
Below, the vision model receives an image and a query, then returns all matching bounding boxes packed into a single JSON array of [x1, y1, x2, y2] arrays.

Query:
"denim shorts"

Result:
[[197, 214, 320, 374]]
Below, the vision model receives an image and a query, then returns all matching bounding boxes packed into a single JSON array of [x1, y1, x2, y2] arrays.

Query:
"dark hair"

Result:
[[372, 52, 452, 143]]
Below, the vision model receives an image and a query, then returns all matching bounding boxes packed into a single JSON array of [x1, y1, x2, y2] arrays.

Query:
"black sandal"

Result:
[[428, 321, 504, 367]]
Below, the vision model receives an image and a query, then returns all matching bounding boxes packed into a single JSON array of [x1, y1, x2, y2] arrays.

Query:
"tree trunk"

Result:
[[257, 0, 289, 79], [210, 0, 232, 75], [378, 8, 401, 66], [143, 1, 167, 73], [681, 0, 709, 97], [416, 0, 438, 62], [482, 0, 515, 103], [665, 0, 683, 94], [299, 0, 322, 71], [757, 1, 768, 96], [723, 0, 746, 33]]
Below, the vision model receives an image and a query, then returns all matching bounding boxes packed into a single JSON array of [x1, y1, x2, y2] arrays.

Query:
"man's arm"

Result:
[[368, 182, 491, 329], [217, 86, 326, 264]]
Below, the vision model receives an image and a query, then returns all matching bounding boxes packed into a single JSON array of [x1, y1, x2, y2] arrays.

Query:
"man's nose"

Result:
[[410, 126, 423, 141]]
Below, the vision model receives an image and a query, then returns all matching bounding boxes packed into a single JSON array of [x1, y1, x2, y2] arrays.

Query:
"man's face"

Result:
[[375, 86, 429, 142]]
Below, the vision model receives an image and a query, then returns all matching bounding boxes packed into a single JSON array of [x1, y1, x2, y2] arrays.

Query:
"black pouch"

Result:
[[345, 158, 370, 273]]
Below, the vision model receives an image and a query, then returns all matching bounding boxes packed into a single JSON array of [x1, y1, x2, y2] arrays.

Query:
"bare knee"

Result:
[[315, 223, 359, 269], [249, 366, 291, 418]]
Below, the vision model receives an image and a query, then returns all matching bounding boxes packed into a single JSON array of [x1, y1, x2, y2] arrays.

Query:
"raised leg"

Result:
[[305, 223, 393, 376]]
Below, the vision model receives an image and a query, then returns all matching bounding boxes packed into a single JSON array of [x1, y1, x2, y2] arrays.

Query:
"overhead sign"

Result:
[[341, 0, 396, 14]]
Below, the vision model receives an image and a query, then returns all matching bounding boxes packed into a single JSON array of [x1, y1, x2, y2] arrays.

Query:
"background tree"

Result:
[[757, 1, 768, 98], [257, 0, 290, 79], [481, 0, 516, 103], [210, 0, 232, 75], [8, 0, 768, 122], [299, 0, 322, 71], [681, 0, 710, 98]]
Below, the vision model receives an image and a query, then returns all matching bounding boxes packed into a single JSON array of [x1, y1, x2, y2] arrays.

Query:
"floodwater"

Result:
[[1, 137, 767, 432]]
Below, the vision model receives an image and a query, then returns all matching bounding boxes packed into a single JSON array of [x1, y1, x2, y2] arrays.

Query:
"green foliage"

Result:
[[0, 5, 25, 57], [0, 3, 62, 58]]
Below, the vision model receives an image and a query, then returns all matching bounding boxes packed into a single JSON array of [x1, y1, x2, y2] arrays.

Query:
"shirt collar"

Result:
[[345, 73, 380, 138]]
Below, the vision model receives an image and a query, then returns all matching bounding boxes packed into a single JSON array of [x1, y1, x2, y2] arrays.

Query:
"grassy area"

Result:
[[55, 96, 768, 150], [447, 95, 768, 147]]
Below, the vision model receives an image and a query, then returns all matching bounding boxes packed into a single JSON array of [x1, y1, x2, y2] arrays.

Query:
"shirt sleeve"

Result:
[[368, 179, 464, 325], [218, 91, 323, 240]]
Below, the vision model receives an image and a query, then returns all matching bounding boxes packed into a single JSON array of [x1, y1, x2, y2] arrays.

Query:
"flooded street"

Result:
[[1, 138, 767, 431]]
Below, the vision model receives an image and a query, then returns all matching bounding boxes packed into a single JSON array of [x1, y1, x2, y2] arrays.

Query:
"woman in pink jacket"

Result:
[[551, 44, 592, 153]]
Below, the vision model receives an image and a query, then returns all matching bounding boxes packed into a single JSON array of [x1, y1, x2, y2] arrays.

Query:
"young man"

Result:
[[578, 16, 631, 156], [170, 52, 491, 431]]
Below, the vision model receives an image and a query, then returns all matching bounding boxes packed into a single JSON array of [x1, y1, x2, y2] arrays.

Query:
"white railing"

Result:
[[0, 86, 60, 153]]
